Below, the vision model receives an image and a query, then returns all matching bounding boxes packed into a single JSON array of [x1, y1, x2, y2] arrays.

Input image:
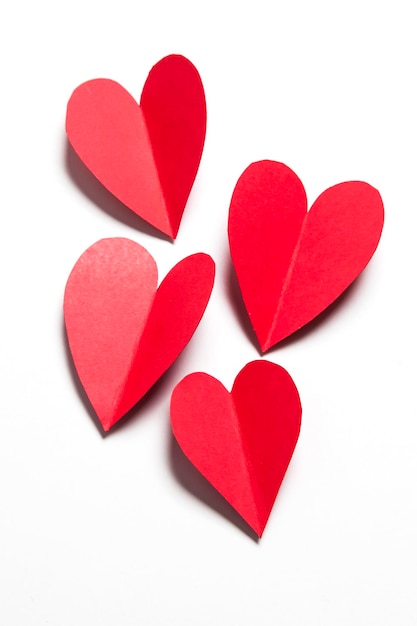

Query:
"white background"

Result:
[[1, 1, 416, 624]]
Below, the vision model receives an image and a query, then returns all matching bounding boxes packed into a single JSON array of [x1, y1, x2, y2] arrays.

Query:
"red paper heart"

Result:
[[170, 360, 301, 536], [64, 238, 215, 431], [66, 55, 206, 239], [228, 160, 384, 351]]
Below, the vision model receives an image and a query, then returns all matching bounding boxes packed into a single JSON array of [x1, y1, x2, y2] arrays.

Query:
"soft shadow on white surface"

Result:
[[65, 140, 173, 242], [168, 429, 259, 542], [224, 257, 261, 352]]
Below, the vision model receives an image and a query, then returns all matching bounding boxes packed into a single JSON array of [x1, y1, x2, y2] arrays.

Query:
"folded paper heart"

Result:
[[228, 160, 384, 351], [170, 360, 301, 537], [66, 55, 206, 239], [64, 238, 215, 431]]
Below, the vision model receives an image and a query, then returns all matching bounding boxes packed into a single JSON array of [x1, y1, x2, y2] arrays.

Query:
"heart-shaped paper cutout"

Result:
[[66, 55, 206, 239], [170, 360, 301, 536], [64, 238, 215, 431], [228, 160, 384, 351]]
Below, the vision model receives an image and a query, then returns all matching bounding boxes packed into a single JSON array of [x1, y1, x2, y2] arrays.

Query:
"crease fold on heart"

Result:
[[66, 54, 207, 239], [64, 238, 215, 432], [228, 160, 385, 351]]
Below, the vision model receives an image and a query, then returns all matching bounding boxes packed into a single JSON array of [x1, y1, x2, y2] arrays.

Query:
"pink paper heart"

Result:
[[66, 55, 206, 238], [64, 238, 215, 431]]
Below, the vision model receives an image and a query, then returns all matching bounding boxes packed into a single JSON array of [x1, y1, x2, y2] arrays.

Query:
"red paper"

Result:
[[170, 360, 301, 537], [228, 161, 384, 351], [66, 55, 206, 239], [64, 238, 215, 431]]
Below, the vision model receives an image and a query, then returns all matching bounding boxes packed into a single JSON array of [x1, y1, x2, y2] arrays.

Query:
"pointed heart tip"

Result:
[[259, 338, 273, 353], [168, 226, 178, 240], [161, 215, 180, 240], [146, 218, 175, 240], [244, 514, 265, 538], [257, 327, 280, 353], [260, 327, 292, 352], [98, 414, 114, 433], [96, 405, 123, 433], [253, 524, 264, 538]]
